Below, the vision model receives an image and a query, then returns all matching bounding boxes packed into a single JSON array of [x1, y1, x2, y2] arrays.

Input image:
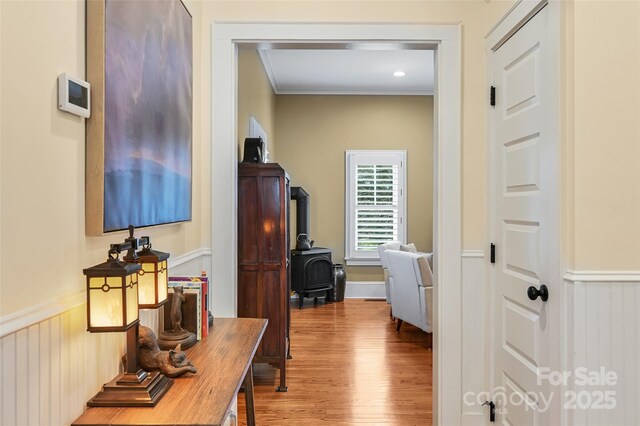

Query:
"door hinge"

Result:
[[482, 400, 496, 422], [490, 243, 496, 264], [490, 86, 496, 107]]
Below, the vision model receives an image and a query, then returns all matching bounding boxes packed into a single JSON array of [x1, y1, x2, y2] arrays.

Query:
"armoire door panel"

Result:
[[238, 177, 259, 264], [260, 176, 282, 264], [237, 270, 259, 319], [260, 269, 283, 357]]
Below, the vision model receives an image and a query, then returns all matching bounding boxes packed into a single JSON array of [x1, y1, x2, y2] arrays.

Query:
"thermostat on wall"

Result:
[[58, 73, 90, 118]]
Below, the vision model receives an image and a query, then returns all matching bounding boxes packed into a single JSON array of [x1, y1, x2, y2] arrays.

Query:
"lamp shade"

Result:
[[83, 252, 141, 332], [136, 245, 170, 309]]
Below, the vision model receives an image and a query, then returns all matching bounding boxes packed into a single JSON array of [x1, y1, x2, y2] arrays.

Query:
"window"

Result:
[[345, 150, 406, 265]]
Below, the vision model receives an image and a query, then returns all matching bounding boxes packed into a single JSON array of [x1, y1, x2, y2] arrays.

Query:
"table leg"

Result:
[[243, 363, 255, 426]]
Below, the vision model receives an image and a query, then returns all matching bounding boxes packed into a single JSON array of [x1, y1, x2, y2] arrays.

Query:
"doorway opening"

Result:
[[211, 23, 461, 424]]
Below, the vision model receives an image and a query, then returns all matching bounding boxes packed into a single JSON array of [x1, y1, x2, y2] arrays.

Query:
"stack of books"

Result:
[[166, 273, 210, 340]]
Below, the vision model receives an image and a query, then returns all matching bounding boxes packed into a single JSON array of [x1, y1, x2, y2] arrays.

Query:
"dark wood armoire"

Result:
[[237, 163, 290, 392]]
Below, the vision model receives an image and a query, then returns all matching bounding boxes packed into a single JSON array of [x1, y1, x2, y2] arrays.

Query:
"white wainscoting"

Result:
[[563, 271, 640, 425], [461, 250, 486, 425], [0, 248, 211, 426], [0, 305, 125, 426]]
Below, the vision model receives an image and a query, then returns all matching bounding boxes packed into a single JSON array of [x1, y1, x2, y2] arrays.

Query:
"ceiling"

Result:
[[257, 48, 435, 96]]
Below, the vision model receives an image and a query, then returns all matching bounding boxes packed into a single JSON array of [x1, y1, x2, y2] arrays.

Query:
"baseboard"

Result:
[[0, 248, 212, 338], [344, 281, 386, 299]]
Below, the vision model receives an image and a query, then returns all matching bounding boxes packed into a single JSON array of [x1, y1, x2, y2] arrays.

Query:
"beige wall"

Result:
[[276, 95, 433, 282], [567, 0, 640, 270], [0, 0, 207, 317], [237, 48, 278, 161]]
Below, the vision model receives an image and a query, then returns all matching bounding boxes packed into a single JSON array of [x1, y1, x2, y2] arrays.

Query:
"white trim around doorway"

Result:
[[211, 23, 461, 425]]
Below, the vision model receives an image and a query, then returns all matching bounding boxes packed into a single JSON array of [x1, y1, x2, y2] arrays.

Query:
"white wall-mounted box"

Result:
[[58, 73, 90, 118]]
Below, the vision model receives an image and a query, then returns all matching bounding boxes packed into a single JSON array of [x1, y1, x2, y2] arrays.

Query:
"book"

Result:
[[168, 274, 209, 338]]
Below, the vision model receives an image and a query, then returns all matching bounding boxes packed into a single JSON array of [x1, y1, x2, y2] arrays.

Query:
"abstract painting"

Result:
[[86, 0, 192, 234]]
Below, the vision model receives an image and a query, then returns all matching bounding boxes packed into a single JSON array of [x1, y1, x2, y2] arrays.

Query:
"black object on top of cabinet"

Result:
[[242, 137, 265, 163]]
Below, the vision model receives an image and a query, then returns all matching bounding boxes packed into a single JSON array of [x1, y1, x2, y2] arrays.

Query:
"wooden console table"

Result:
[[73, 318, 267, 426]]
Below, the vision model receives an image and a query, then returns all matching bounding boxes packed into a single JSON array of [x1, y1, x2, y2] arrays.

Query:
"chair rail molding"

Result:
[[563, 269, 640, 282], [461, 250, 485, 258], [0, 291, 85, 339], [169, 247, 212, 269], [0, 248, 212, 338]]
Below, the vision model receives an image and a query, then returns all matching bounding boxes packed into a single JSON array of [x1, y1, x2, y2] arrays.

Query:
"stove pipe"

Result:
[[290, 186, 310, 237]]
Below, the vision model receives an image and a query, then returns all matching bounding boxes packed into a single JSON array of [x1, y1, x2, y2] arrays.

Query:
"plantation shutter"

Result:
[[345, 151, 406, 265], [355, 164, 399, 250]]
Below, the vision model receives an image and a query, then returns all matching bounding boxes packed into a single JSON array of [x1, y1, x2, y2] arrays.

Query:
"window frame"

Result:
[[344, 150, 407, 266]]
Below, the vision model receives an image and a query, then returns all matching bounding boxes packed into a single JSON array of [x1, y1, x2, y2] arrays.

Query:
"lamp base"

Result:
[[87, 370, 173, 407]]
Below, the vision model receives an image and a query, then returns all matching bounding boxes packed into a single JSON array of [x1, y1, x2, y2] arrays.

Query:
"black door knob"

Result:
[[527, 284, 549, 302]]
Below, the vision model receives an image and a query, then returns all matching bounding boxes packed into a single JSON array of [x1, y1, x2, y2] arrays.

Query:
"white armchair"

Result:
[[377, 241, 402, 305], [387, 250, 434, 338]]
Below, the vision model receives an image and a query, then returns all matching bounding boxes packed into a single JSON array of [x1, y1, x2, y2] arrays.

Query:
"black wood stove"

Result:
[[290, 186, 334, 308], [290, 247, 333, 309]]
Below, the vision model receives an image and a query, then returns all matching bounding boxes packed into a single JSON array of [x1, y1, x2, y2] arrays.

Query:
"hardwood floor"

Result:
[[237, 299, 432, 425]]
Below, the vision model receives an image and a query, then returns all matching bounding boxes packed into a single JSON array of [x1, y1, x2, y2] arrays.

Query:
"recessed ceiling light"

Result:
[[393, 71, 406, 77]]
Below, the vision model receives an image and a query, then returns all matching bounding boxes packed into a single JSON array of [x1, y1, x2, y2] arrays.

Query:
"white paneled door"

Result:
[[490, 5, 561, 424]]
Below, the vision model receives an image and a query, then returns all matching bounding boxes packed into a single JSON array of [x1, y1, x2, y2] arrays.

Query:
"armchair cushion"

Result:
[[378, 241, 402, 269], [416, 255, 434, 288], [399, 243, 418, 253]]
